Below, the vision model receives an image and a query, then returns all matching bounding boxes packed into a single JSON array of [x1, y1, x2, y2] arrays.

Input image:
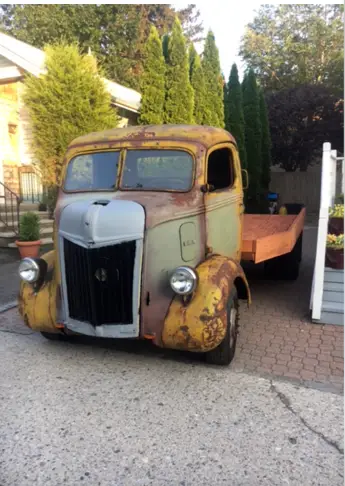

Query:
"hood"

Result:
[[59, 199, 145, 247]]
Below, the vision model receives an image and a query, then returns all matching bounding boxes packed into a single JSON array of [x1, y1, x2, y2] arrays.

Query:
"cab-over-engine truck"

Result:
[[18, 125, 305, 365]]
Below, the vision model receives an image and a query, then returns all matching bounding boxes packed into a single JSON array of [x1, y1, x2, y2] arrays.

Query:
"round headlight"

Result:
[[170, 266, 198, 295], [18, 258, 40, 283]]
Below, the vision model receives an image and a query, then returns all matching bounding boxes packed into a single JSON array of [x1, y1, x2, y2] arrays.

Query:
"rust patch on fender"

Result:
[[162, 255, 250, 352]]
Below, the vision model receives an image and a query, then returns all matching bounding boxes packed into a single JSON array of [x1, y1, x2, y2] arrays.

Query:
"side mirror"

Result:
[[241, 169, 249, 190], [200, 183, 216, 193]]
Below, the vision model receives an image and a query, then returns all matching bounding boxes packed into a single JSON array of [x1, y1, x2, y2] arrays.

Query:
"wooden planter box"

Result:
[[328, 217, 344, 236], [325, 247, 344, 270]]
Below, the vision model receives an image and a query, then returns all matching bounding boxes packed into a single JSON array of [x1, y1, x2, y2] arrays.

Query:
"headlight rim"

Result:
[[18, 257, 40, 283], [170, 265, 198, 296]]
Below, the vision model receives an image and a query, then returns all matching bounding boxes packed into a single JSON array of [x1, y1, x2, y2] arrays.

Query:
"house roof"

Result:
[[0, 32, 45, 77], [0, 31, 141, 113]]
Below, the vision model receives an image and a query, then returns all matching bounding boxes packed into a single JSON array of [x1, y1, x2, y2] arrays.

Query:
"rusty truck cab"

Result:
[[18, 125, 250, 365]]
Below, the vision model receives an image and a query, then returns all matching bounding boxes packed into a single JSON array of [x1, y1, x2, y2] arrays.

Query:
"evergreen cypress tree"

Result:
[[259, 89, 272, 190], [226, 63, 247, 169], [162, 33, 169, 62], [189, 45, 207, 125], [202, 30, 224, 128], [139, 26, 165, 125], [164, 17, 194, 124], [23, 43, 119, 188], [189, 43, 197, 78], [242, 69, 262, 201], [223, 77, 229, 130]]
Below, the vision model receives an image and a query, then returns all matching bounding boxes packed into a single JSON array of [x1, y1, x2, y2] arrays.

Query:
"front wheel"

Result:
[[205, 289, 239, 366], [41, 331, 70, 342]]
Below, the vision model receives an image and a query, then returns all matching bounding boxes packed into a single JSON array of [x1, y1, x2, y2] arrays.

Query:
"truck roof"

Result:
[[69, 124, 237, 150]]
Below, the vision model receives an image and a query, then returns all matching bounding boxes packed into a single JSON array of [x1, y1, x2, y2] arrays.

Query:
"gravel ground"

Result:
[[0, 326, 343, 486]]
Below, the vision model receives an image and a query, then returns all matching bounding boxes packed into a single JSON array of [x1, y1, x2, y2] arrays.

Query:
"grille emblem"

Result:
[[95, 268, 107, 282]]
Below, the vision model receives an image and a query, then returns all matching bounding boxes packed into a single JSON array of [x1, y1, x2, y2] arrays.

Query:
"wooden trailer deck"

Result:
[[241, 208, 306, 264]]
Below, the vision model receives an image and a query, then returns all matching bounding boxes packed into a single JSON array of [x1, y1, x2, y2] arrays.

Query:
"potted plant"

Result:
[[325, 234, 344, 270], [328, 203, 344, 235], [15, 212, 41, 259]]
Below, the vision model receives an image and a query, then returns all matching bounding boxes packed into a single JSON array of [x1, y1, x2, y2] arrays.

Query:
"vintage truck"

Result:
[[18, 125, 305, 365]]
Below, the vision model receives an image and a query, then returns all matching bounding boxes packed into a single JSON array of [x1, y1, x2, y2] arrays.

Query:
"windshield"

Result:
[[64, 149, 193, 192], [121, 150, 193, 191], [64, 152, 120, 191]]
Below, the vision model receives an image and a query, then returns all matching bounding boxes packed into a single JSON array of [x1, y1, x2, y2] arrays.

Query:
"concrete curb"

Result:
[[0, 301, 17, 314]]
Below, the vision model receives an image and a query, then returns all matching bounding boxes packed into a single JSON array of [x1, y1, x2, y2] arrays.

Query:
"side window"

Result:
[[207, 147, 235, 191]]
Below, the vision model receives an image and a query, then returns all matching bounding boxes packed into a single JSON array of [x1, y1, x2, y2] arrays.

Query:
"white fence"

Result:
[[310, 142, 344, 321]]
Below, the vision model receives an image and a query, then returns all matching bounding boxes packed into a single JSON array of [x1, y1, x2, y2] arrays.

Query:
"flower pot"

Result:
[[328, 217, 344, 236], [325, 247, 344, 270], [15, 240, 42, 259]]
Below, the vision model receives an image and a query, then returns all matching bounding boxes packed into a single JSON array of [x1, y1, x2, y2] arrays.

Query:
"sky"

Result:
[[175, 1, 262, 80], [174, 0, 343, 80], [197, 1, 261, 79]]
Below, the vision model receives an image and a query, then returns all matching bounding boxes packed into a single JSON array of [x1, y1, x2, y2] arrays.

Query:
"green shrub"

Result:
[[46, 186, 58, 218], [335, 193, 344, 204], [19, 212, 40, 242], [23, 43, 119, 187]]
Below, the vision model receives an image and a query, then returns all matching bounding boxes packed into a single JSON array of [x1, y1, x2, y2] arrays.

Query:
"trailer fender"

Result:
[[162, 255, 251, 352], [18, 250, 60, 333]]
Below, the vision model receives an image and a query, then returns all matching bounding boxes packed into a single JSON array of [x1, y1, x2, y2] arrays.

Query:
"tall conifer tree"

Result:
[[139, 26, 165, 125], [164, 17, 194, 124], [226, 63, 247, 168], [189, 45, 207, 125], [242, 69, 262, 200], [259, 89, 272, 189], [202, 30, 224, 128]]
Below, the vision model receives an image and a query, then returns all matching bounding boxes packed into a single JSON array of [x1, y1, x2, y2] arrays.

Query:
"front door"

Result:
[[204, 143, 243, 261]]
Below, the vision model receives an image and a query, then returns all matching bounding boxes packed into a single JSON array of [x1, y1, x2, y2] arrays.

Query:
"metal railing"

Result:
[[0, 181, 21, 234], [19, 166, 44, 203]]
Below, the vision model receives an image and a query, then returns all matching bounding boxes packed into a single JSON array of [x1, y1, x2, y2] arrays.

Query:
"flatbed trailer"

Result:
[[241, 206, 306, 279]]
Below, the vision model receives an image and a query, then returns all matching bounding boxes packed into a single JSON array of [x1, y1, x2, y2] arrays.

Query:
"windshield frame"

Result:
[[63, 149, 122, 194], [63, 146, 196, 194], [119, 147, 195, 193]]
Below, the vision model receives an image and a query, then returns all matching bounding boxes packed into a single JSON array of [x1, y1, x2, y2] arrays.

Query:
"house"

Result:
[[0, 31, 141, 199]]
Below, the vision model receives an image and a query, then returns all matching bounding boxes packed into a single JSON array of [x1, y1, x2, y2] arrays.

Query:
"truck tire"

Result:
[[205, 289, 239, 366], [264, 232, 303, 281], [41, 331, 70, 341]]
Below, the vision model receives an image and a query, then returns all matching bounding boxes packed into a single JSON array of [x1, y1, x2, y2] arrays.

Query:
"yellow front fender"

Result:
[[162, 255, 250, 352], [18, 250, 60, 333]]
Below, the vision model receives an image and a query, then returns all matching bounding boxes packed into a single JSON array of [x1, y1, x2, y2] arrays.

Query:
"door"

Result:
[[204, 143, 243, 260]]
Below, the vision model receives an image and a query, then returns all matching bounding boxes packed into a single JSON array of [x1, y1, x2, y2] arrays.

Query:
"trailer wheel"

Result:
[[205, 289, 239, 366], [264, 232, 303, 281]]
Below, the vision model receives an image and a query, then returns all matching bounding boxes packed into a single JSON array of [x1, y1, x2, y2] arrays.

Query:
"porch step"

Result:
[[320, 310, 344, 326], [319, 269, 344, 326], [0, 203, 40, 212], [0, 225, 53, 239], [323, 279, 344, 303], [8, 236, 53, 248], [0, 219, 54, 248], [324, 268, 344, 284], [0, 210, 50, 219], [322, 301, 344, 314], [0, 218, 53, 231]]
